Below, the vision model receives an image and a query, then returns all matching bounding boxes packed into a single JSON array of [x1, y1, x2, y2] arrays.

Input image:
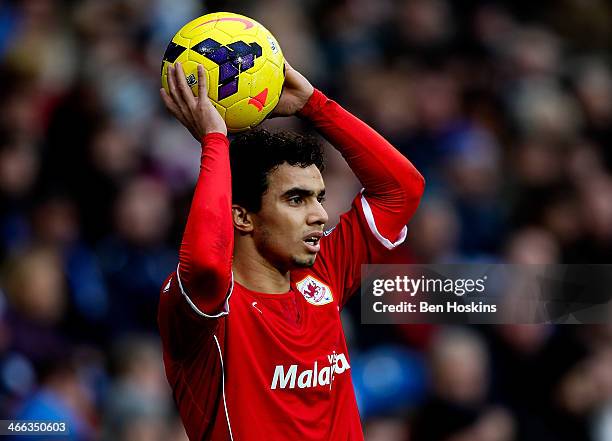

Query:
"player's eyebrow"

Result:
[[282, 187, 326, 198]]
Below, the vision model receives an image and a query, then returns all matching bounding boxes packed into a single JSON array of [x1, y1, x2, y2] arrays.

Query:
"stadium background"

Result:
[[1, 0, 612, 439]]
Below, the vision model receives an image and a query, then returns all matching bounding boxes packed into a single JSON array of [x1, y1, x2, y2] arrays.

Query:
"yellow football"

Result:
[[161, 12, 285, 132]]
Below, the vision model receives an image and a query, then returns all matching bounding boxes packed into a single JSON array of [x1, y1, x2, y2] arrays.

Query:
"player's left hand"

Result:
[[271, 62, 314, 117]]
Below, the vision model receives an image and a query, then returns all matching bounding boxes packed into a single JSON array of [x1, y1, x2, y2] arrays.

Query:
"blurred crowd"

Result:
[[1, 0, 611, 440]]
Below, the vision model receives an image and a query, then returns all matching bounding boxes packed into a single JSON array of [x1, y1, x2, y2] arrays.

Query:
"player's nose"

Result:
[[307, 201, 328, 226]]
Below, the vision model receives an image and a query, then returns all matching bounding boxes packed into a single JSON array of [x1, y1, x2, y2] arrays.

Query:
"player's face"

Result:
[[252, 163, 328, 271]]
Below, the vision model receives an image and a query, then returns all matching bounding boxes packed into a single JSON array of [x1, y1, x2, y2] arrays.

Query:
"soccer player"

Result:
[[158, 61, 424, 440]]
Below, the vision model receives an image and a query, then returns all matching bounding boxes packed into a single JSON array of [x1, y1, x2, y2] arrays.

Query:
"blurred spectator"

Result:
[[2, 246, 70, 364], [31, 195, 109, 338], [97, 176, 175, 334], [102, 335, 175, 441], [411, 327, 515, 441], [0, 135, 40, 258], [505, 227, 560, 264], [485, 324, 555, 441], [407, 197, 460, 263], [13, 359, 96, 441]]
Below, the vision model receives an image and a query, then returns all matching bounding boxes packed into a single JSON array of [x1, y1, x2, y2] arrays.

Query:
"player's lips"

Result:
[[302, 231, 323, 253]]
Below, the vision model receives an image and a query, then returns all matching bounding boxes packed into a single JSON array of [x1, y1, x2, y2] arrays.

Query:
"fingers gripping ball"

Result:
[[161, 12, 285, 132]]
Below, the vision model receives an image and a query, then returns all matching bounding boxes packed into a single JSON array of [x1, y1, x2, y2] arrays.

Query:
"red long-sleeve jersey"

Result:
[[158, 89, 425, 440]]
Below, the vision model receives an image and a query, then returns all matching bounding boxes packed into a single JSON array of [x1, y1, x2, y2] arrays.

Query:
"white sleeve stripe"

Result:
[[359, 189, 408, 250], [175, 264, 234, 318], [213, 335, 234, 441]]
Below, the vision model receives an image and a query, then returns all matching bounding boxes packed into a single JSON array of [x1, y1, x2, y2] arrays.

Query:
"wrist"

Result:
[[204, 126, 227, 137], [298, 85, 315, 111], [297, 88, 327, 119], [202, 131, 229, 145]]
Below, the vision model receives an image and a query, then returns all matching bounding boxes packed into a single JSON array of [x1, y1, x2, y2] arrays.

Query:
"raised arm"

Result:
[[299, 87, 425, 244], [160, 63, 233, 315], [274, 63, 424, 243], [273, 64, 424, 306]]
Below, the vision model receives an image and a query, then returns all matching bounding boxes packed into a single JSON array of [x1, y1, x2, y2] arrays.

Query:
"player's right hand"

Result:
[[160, 62, 227, 139]]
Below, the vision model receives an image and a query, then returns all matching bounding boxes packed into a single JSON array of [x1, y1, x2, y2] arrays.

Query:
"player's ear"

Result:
[[232, 204, 254, 233]]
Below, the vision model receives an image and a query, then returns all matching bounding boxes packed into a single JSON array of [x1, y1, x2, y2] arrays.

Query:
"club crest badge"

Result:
[[296, 276, 334, 306]]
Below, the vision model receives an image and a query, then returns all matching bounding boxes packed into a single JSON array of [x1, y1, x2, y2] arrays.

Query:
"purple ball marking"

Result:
[[219, 62, 239, 83], [191, 38, 221, 56], [239, 53, 255, 70], [206, 47, 230, 64], [228, 41, 251, 56], [218, 78, 239, 100], [193, 38, 264, 101]]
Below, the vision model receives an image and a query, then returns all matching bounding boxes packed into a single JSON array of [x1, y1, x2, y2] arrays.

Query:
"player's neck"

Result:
[[233, 242, 291, 294]]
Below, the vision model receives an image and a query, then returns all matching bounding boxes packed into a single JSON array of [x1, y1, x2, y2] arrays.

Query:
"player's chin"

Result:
[[291, 254, 317, 268]]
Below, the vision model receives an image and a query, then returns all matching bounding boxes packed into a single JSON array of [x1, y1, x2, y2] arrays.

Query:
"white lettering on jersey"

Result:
[[270, 353, 351, 390], [271, 364, 298, 389]]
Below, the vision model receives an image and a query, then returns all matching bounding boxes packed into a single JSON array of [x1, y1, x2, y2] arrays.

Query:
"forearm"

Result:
[[178, 132, 233, 312], [300, 90, 425, 239]]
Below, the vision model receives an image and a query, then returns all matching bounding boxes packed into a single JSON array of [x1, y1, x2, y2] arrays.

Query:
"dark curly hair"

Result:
[[230, 129, 325, 213]]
